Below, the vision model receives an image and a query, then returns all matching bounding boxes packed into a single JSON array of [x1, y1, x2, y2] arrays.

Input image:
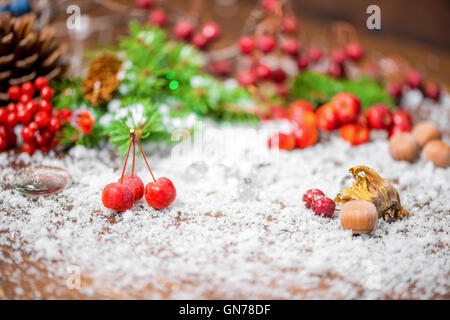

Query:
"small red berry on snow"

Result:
[[303, 189, 325, 209], [339, 123, 370, 146], [331, 92, 361, 125], [316, 103, 339, 131], [120, 174, 145, 201], [312, 197, 335, 217]]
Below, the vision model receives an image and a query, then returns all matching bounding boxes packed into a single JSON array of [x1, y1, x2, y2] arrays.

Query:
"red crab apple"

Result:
[[148, 8, 167, 27], [303, 188, 325, 208], [308, 45, 323, 62], [288, 100, 315, 125], [282, 38, 299, 56], [145, 177, 177, 209], [174, 21, 194, 40], [257, 35, 276, 54], [346, 42, 363, 61], [267, 132, 295, 151], [331, 92, 361, 125], [297, 55, 309, 70], [424, 82, 441, 101], [239, 35, 255, 54], [281, 16, 298, 33], [201, 22, 221, 41], [119, 174, 144, 200], [366, 104, 393, 130], [255, 63, 271, 79], [316, 103, 339, 131], [405, 69, 422, 89], [292, 124, 318, 149], [339, 123, 370, 146], [102, 182, 135, 212], [238, 70, 257, 86]]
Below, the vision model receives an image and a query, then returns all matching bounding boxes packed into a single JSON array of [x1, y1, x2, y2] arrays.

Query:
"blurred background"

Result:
[[8, 0, 449, 88]]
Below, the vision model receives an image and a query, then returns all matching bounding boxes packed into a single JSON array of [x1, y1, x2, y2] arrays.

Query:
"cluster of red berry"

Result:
[[0, 77, 66, 154], [267, 92, 413, 150], [303, 188, 335, 218], [102, 131, 176, 212]]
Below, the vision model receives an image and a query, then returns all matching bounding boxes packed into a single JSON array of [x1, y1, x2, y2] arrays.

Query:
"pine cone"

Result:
[[0, 12, 69, 101], [82, 54, 122, 106]]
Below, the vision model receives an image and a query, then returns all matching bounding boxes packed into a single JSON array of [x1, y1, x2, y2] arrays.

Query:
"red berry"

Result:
[[308, 46, 323, 62], [328, 62, 345, 78], [17, 108, 32, 125], [19, 94, 31, 104], [288, 101, 316, 127], [119, 174, 145, 201], [145, 177, 177, 209], [7, 86, 20, 101], [49, 117, 61, 132], [40, 86, 53, 101], [303, 189, 325, 209], [174, 21, 194, 40], [191, 33, 209, 50], [36, 130, 53, 146], [22, 141, 36, 155], [209, 60, 232, 76], [0, 108, 7, 124], [38, 99, 52, 113], [59, 108, 72, 122], [281, 16, 298, 33], [316, 103, 339, 131], [136, 0, 154, 9], [239, 36, 255, 54], [6, 112, 18, 127], [0, 135, 8, 150], [102, 182, 135, 212], [21, 126, 36, 142], [6, 128, 16, 147], [282, 38, 299, 56], [20, 82, 35, 97], [0, 125, 6, 138], [6, 102, 16, 113], [346, 42, 363, 61], [387, 82, 403, 101], [34, 76, 48, 90], [267, 132, 295, 151], [261, 0, 279, 12], [331, 92, 361, 125], [297, 55, 309, 70], [339, 123, 370, 146], [366, 104, 393, 130], [237, 70, 257, 86], [271, 68, 286, 83], [34, 111, 50, 128], [29, 121, 39, 131], [389, 125, 410, 138], [392, 110, 411, 129], [270, 106, 288, 119], [331, 48, 347, 65], [148, 8, 167, 27], [424, 82, 440, 101], [26, 100, 39, 114], [405, 70, 422, 89], [257, 35, 276, 54], [201, 22, 221, 41], [255, 63, 272, 79], [292, 124, 318, 149], [312, 197, 335, 217]]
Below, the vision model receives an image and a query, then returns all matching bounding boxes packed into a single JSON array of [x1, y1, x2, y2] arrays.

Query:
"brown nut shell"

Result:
[[421, 140, 450, 168], [389, 133, 421, 163], [340, 200, 378, 234], [412, 121, 442, 147]]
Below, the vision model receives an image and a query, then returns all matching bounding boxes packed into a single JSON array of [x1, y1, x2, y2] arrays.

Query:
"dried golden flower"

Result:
[[335, 166, 409, 221]]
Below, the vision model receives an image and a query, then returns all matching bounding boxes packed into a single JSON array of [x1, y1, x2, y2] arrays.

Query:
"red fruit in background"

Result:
[[261, 0, 279, 12], [346, 42, 364, 61], [20, 82, 35, 97], [288, 100, 315, 117], [316, 103, 339, 131], [102, 182, 135, 212], [6, 112, 18, 127], [145, 177, 176, 209], [148, 8, 167, 27], [17, 108, 32, 125], [239, 35, 255, 54], [331, 48, 347, 65], [34, 76, 48, 90], [405, 69, 422, 89], [237, 70, 257, 86], [6, 102, 16, 113], [389, 125, 410, 138], [40, 86, 53, 101], [289, 108, 317, 129], [339, 123, 370, 146], [308, 45, 323, 62], [119, 174, 145, 201], [271, 68, 286, 83], [392, 110, 411, 129], [6, 128, 16, 147], [34, 111, 50, 128], [282, 38, 299, 56], [328, 62, 345, 78], [303, 188, 325, 209], [0, 108, 7, 124], [201, 22, 221, 41], [136, 0, 154, 9], [366, 104, 393, 130], [26, 100, 38, 114], [387, 82, 403, 101], [209, 60, 232, 76], [267, 132, 295, 151], [19, 94, 31, 104], [7, 86, 20, 101], [281, 16, 298, 33], [191, 33, 209, 50], [424, 82, 440, 101], [173, 21, 194, 40], [292, 124, 318, 149], [257, 35, 276, 54], [38, 99, 52, 113], [49, 117, 62, 132], [297, 55, 309, 70], [21, 126, 35, 142], [270, 106, 288, 119], [22, 141, 36, 155], [0, 135, 7, 150], [59, 108, 72, 122], [331, 92, 361, 125], [255, 63, 271, 79], [312, 197, 335, 217]]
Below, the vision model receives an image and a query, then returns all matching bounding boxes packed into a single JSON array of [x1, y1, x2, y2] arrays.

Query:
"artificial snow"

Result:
[[0, 98, 449, 299]]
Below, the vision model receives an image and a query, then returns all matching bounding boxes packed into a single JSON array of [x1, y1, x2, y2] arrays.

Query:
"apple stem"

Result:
[[119, 137, 133, 184], [135, 138, 157, 183]]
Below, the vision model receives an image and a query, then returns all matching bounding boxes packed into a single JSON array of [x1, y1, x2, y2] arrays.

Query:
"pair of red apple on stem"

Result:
[[102, 129, 176, 211]]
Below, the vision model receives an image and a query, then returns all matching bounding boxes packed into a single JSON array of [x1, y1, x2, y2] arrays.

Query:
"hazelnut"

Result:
[[389, 132, 421, 163], [412, 121, 442, 147], [340, 200, 378, 234], [421, 140, 450, 168]]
